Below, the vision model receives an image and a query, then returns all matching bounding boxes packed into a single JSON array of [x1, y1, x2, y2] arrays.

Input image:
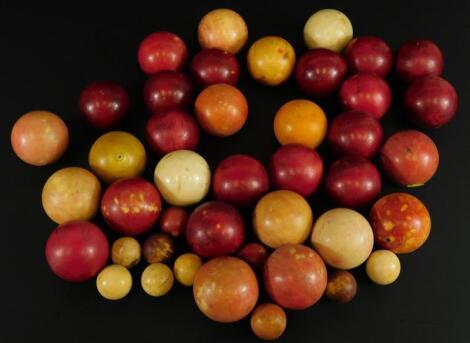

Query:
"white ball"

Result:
[[154, 150, 211, 206], [304, 9, 353, 52]]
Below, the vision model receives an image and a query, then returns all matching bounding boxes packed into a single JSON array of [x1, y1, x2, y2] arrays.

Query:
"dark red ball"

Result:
[[327, 110, 383, 159], [325, 156, 382, 208], [295, 49, 347, 98], [45, 221, 109, 282], [186, 201, 245, 258], [138, 31, 188, 74], [146, 110, 199, 155], [269, 144, 323, 197], [144, 71, 193, 114], [78, 81, 129, 129], [190, 48, 240, 87], [395, 39, 444, 82], [213, 155, 269, 207], [344, 36, 393, 77], [101, 178, 162, 236], [404, 75, 458, 128], [237, 243, 269, 271], [339, 73, 392, 119], [159, 206, 189, 238]]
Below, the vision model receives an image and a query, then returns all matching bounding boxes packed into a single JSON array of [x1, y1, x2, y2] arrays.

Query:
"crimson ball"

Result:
[[190, 48, 240, 87], [159, 206, 189, 238], [344, 36, 393, 77]]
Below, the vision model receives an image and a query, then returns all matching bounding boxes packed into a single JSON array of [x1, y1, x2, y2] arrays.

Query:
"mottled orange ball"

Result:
[[250, 303, 287, 340]]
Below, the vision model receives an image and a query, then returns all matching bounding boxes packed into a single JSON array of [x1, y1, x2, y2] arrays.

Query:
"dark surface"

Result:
[[1, 1, 469, 342]]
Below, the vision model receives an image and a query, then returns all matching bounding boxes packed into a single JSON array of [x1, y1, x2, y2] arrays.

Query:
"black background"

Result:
[[1, 1, 469, 342]]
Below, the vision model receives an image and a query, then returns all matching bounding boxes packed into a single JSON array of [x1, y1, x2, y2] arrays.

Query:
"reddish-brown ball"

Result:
[[143, 233, 174, 263], [326, 270, 357, 304], [190, 48, 240, 87], [237, 243, 269, 271], [159, 207, 188, 238]]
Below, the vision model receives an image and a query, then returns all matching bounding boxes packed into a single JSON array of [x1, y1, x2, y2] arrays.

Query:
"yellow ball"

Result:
[[304, 9, 353, 52], [141, 263, 174, 297], [111, 237, 141, 268], [173, 253, 203, 286], [247, 36, 296, 86], [96, 264, 132, 300], [366, 250, 401, 285]]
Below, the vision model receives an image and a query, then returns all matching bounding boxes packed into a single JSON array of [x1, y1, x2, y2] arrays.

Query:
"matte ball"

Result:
[[111, 237, 141, 268], [366, 250, 401, 285], [159, 207, 188, 238], [96, 264, 132, 300], [344, 36, 393, 77], [141, 263, 174, 297], [143, 233, 174, 263], [190, 48, 240, 87], [325, 270, 357, 304], [237, 243, 269, 271], [250, 304, 287, 340], [173, 253, 203, 286]]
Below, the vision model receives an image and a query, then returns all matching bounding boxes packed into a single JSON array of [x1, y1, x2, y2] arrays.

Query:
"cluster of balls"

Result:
[[10, 8, 458, 341]]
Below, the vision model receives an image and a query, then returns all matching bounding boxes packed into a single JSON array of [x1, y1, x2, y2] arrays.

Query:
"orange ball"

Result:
[[250, 303, 287, 340], [274, 99, 327, 149], [195, 83, 248, 137], [11, 110, 69, 166]]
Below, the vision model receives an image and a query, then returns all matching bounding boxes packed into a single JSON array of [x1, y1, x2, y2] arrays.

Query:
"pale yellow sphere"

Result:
[[303, 9, 353, 52], [154, 150, 211, 206], [96, 264, 132, 300], [366, 250, 401, 285], [141, 263, 174, 297], [173, 253, 203, 286], [311, 208, 373, 269], [111, 237, 141, 268]]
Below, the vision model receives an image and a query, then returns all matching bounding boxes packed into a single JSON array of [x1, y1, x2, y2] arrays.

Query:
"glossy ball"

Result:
[[45, 221, 109, 282], [311, 208, 374, 269], [89, 131, 146, 184], [146, 110, 199, 156], [264, 244, 327, 309], [154, 150, 211, 206], [78, 81, 129, 129], [237, 243, 269, 271], [250, 304, 287, 341], [193, 256, 259, 323], [198, 9, 248, 54], [247, 36, 296, 86], [141, 263, 174, 297], [96, 264, 132, 300], [325, 156, 382, 208], [295, 49, 347, 98], [325, 270, 357, 304], [143, 71, 193, 114], [42, 167, 101, 224], [173, 253, 203, 286], [213, 154, 269, 207], [304, 9, 353, 51], [11, 110, 68, 166], [143, 233, 174, 263], [138, 31, 187, 74], [366, 250, 401, 285], [269, 144, 324, 197], [344, 36, 393, 77], [111, 237, 141, 268], [327, 110, 383, 159], [254, 190, 313, 249], [190, 48, 240, 87], [381, 130, 439, 186], [274, 99, 327, 149], [159, 206, 188, 238], [339, 73, 392, 119], [404, 75, 458, 128], [186, 201, 244, 258], [369, 193, 431, 254], [195, 83, 248, 137], [395, 39, 444, 82], [101, 178, 161, 236]]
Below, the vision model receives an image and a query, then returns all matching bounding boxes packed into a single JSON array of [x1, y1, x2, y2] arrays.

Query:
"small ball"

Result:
[[250, 303, 287, 341], [173, 253, 203, 286], [143, 233, 174, 263], [111, 237, 141, 268], [366, 250, 401, 285], [96, 264, 132, 300], [326, 270, 357, 304], [141, 263, 174, 297]]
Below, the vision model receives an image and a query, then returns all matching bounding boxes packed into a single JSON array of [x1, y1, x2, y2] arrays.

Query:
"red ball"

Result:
[[295, 49, 347, 98], [138, 31, 188, 74], [339, 73, 392, 119], [404, 75, 458, 128], [78, 81, 129, 129], [190, 48, 240, 87], [213, 155, 269, 207], [146, 110, 199, 155], [344, 36, 393, 77], [45, 221, 109, 282], [186, 201, 245, 258], [159, 206, 189, 238], [395, 39, 444, 82], [381, 130, 439, 186], [101, 178, 162, 236], [327, 110, 383, 159], [264, 244, 327, 310], [325, 156, 382, 208], [269, 144, 323, 197], [144, 71, 193, 114], [237, 243, 269, 271]]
